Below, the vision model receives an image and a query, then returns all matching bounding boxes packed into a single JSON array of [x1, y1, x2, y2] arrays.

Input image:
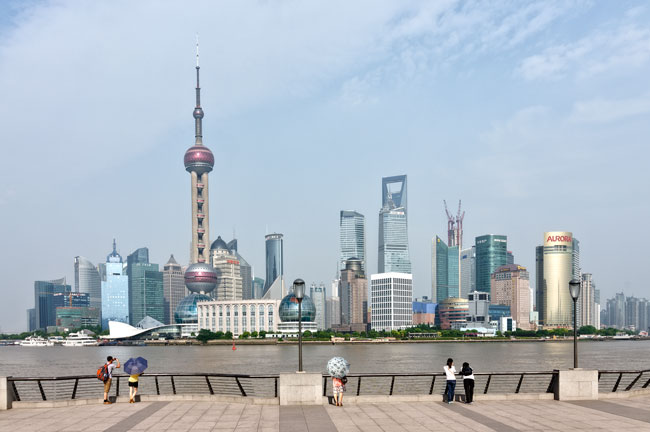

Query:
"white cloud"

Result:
[[569, 95, 650, 123], [517, 15, 650, 81]]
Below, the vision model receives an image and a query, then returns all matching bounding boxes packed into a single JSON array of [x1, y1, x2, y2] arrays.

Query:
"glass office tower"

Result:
[[475, 234, 507, 293], [126, 247, 164, 325], [431, 236, 460, 303], [378, 175, 411, 274], [34, 278, 71, 330], [263, 233, 283, 296], [74, 256, 102, 313], [340, 210, 366, 272]]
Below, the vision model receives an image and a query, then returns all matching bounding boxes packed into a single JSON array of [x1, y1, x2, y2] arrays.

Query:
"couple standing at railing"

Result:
[[443, 358, 474, 404], [98, 355, 148, 405]]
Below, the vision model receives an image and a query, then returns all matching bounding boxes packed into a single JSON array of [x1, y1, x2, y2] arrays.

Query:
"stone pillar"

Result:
[[0, 377, 14, 410], [279, 373, 322, 406], [554, 369, 598, 401]]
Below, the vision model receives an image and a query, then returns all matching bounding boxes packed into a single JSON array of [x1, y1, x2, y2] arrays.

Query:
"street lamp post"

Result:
[[293, 278, 305, 372], [569, 279, 581, 369]]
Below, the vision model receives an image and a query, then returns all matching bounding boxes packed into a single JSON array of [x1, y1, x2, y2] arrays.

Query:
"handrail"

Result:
[[8, 373, 280, 381]]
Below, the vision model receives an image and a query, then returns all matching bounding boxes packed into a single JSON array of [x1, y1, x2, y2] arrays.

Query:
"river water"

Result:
[[0, 341, 647, 377]]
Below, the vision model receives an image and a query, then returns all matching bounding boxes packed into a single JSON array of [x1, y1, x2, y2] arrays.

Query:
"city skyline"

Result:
[[1, 2, 649, 331]]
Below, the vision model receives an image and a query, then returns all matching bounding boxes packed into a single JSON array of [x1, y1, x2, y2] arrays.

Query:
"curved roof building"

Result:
[[74, 256, 102, 313]]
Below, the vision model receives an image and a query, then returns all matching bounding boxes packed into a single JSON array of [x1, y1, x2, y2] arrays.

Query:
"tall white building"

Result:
[[370, 273, 412, 331], [460, 246, 476, 299], [310, 283, 327, 330], [211, 237, 243, 300], [580, 273, 599, 328], [100, 240, 128, 328], [74, 256, 102, 315]]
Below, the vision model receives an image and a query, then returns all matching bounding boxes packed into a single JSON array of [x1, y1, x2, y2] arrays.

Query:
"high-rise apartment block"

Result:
[[491, 264, 532, 330], [475, 234, 507, 293], [310, 283, 327, 330], [339, 259, 368, 329], [460, 246, 476, 299], [211, 236, 243, 300], [466, 291, 490, 328], [370, 273, 412, 331], [101, 240, 129, 328], [431, 236, 459, 303], [163, 255, 186, 325], [378, 175, 411, 274], [340, 211, 366, 272], [537, 232, 580, 327], [74, 256, 102, 317], [579, 273, 600, 329]]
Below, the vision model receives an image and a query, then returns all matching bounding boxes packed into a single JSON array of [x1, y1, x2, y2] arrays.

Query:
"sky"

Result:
[[0, 0, 649, 332]]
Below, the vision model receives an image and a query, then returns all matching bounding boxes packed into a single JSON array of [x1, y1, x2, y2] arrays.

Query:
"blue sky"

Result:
[[0, 1, 649, 332]]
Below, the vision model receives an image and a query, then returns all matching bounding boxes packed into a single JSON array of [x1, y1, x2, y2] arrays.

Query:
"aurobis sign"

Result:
[[544, 232, 573, 247]]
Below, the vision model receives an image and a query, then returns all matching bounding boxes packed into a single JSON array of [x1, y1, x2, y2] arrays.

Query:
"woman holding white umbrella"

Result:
[[327, 357, 349, 407]]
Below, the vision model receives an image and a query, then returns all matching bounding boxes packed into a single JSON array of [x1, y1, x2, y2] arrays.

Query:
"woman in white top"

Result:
[[461, 362, 475, 404], [443, 358, 457, 404]]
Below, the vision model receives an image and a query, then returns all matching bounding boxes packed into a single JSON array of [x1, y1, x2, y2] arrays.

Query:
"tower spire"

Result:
[[193, 34, 204, 145], [112, 238, 117, 254]]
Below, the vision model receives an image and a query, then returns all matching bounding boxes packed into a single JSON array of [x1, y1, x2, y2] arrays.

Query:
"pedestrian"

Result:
[[128, 372, 141, 403], [103, 356, 120, 404], [332, 375, 347, 406], [461, 361, 475, 404], [444, 358, 457, 404]]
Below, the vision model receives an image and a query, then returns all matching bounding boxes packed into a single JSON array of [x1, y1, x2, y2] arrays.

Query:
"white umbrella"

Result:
[[327, 356, 350, 378]]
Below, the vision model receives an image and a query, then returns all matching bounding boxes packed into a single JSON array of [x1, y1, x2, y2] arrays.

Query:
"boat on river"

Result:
[[63, 332, 99, 347], [19, 336, 52, 347]]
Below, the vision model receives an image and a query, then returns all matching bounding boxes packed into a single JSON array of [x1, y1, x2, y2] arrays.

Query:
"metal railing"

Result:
[[8, 369, 650, 403], [8, 373, 279, 402], [598, 370, 650, 393], [321, 371, 558, 397]]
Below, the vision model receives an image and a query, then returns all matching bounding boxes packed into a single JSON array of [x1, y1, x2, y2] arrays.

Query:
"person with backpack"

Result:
[[100, 356, 120, 404], [443, 358, 457, 404], [461, 361, 475, 404], [332, 375, 347, 406]]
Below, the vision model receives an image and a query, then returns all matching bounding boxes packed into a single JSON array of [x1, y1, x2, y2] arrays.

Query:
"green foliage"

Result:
[[259, 331, 267, 339], [251, 331, 258, 338], [225, 331, 233, 340], [239, 331, 250, 339], [302, 330, 312, 338], [578, 325, 597, 335]]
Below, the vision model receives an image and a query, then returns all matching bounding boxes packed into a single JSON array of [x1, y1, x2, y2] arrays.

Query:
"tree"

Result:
[[196, 329, 217, 343], [225, 331, 233, 340], [251, 331, 258, 338], [259, 331, 267, 339], [303, 330, 312, 338], [240, 331, 251, 339], [579, 325, 597, 335]]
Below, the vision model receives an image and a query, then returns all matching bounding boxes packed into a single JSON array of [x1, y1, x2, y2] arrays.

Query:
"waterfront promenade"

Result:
[[2, 396, 650, 431]]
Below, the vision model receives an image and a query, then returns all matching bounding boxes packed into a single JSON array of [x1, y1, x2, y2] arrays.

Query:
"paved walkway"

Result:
[[2, 396, 650, 431]]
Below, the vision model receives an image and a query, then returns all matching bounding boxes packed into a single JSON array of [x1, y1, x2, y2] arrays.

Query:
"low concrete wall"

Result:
[[555, 369, 598, 401], [0, 377, 14, 410], [279, 373, 322, 406], [598, 388, 650, 399], [322, 392, 554, 405]]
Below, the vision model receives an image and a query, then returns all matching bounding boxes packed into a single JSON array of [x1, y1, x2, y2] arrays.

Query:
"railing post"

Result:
[[643, 376, 650, 389], [356, 376, 361, 396], [389, 376, 395, 395], [71, 379, 79, 399], [11, 381, 20, 402], [612, 373, 623, 392], [429, 376, 436, 395], [515, 374, 524, 393], [115, 377, 120, 397], [275, 377, 278, 398], [322, 377, 327, 397], [37, 380, 46, 401], [483, 374, 491, 394], [546, 373, 556, 393], [155, 376, 160, 395], [235, 377, 247, 397], [171, 376, 176, 395], [205, 376, 214, 395], [625, 372, 643, 391]]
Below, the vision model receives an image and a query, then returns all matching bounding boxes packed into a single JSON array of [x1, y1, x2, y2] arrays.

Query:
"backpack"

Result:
[[463, 366, 473, 376], [341, 377, 348, 385], [97, 364, 109, 382]]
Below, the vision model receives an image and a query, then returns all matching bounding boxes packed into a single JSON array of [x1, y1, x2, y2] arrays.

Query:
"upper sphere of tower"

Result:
[[184, 145, 214, 175]]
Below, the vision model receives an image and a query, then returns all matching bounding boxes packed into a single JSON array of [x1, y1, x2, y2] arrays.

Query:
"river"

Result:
[[0, 340, 647, 377]]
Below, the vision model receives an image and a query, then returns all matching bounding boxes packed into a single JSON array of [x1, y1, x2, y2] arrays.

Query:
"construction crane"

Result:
[[443, 200, 464, 248], [443, 200, 456, 246]]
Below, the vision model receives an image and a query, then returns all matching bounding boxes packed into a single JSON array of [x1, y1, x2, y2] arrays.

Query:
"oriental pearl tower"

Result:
[[183, 39, 217, 298]]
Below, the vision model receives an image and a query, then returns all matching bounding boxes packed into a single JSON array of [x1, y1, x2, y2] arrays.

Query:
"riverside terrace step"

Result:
[[2, 395, 650, 431]]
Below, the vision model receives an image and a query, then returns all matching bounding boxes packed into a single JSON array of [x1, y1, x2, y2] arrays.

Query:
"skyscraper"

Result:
[[475, 234, 507, 293], [538, 232, 580, 328], [227, 239, 252, 300], [310, 283, 327, 330], [101, 240, 129, 328], [34, 278, 71, 330], [263, 233, 285, 299], [339, 259, 368, 329], [535, 245, 544, 325], [378, 175, 411, 274], [460, 246, 476, 298], [252, 277, 265, 299], [340, 211, 366, 271], [163, 255, 186, 325], [211, 236, 243, 300], [491, 264, 532, 330], [126, 248, 164, 325], [431, 236, 459, 303], [579, 273, 598, 329], [184, 42, 214, 265], [74, 256, 101, 315], [370, 273, 413, 331]]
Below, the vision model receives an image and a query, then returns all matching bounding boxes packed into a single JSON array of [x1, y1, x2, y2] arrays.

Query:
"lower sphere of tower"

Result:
[[184, 262, 217, 294]]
